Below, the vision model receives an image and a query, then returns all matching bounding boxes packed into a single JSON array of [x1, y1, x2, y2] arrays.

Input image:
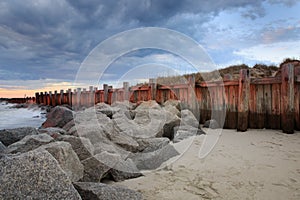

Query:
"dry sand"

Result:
[[115, 129, 300, 199]]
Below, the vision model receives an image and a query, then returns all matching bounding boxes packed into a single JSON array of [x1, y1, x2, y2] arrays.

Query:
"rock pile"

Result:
[[0, 100, 204, 199]]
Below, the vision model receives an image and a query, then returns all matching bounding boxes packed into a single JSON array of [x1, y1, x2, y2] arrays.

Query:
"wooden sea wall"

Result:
[[35, 61, 300, 133]]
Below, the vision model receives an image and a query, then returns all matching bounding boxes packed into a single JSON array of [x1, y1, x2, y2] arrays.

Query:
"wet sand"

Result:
[[116, 129, 300, 199]]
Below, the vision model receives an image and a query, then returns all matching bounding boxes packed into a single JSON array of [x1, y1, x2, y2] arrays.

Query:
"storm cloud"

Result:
[[0, 0, 299, 93]]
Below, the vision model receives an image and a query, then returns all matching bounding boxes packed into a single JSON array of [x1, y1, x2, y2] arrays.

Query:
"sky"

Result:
[[0, 0, 300, 97]]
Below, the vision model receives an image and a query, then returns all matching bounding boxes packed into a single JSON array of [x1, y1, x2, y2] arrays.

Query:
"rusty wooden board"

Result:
[[270, 83, 281, 129]]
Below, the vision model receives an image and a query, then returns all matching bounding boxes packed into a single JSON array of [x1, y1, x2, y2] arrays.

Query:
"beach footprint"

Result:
[[184, 176, 219, 199]]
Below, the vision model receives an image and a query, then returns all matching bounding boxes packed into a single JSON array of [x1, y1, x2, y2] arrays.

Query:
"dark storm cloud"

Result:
[[0, 0, 287, 83]]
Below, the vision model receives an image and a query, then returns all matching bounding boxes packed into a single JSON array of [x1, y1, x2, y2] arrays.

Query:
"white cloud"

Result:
[[234, 40, 300, 64]]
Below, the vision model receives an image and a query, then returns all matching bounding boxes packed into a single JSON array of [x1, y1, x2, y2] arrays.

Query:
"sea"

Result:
[[0, 101, 46, 130]]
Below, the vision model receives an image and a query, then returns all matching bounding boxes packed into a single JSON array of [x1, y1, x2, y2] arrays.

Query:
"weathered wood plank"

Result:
[[264, 84, 272, 129], [248, 84, 257, 128], [270, 83, 281, 129], [256, 84, 265, 129], [281, 63, 295, 134], [294, 83, 300, 130], [237, 69, 250, 131]]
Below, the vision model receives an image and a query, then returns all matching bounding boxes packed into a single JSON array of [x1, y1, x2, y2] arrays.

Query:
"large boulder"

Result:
[[80, 154, 112, 182], [130, 144, 179, 170], [0, 150, 81, 199], [57, 135, 94, 161], [0, 127, 38, 146], [0, 141, 6, 154], [163, 104, 181, 117], [161, 111, 181, 140], [62, 119, 75, 132], [38, 141, 84, 182], [132, 109, 164, 138], [42, 106, 74, 128], [98, 151, 142, 181], [74, 108, 113, 144], [80, 150, 142, 182], [113, 112, 161, 139], [73, 182, 143, 200], [39, 127, 67, 139], [203, 119, 220, 129], [173, 125, 205, 143], [98, 107, 121, 119], [163, 99, 181, 110], [6, 133, 54, 154], [136, 137, 170, 153], [135, 100, 161, 111], [106, 131, 140, 153], [111, 101, 136, 111], [180, 109, 199, 128]]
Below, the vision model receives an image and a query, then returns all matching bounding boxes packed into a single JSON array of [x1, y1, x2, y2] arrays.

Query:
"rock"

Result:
[[133, 108, 164, 138], [98, 151, 142, 181], [135, 100, 161, 111], [173, 125, 204, 143], [136, 137, 170, 153], [130, 144, 179, 170], [93, 141, 120, 155], [98, 107, 121, 118], [73, 182, 143, 200], [42, 106, 74, 128], [111, 101, 135, 119], [38, 141, 84, 182], [106, 131, 140, 153], [95, 102, 111, 110], [62, 120, 75, 132], [0, 127, 38, 146], [80, 154, 112, 182], [180, 109, 199, 128], [113, 112, 160, 139], [75, 108, 114, 143], [111, 101, 136, 110], [163, 99, 181, 110], [0, 141, 6, 154], [203, 119, 220, 129], [6, 133, 54, 154], [163, 104, 181, 117], [57, 135, 94, 161], [0, 150, 81, 199], [39, 127, 67, 139], [68, 126, 79, 136], [161, 111, 181, 140]]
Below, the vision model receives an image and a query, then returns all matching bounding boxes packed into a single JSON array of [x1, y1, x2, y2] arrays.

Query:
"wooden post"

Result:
[[54, 90, 58, 106], [44, 92, 49, 105], [82, 88, 87, 107], [72, 89, 77, 109], [89, 86, 94, 107], [108, 86, 113, 104], [77, 88, 81, 109], [103, 84, 108, 104], [187, 75, 198, 118], [68, 89, 72, 107], [237, 69, 250, 132], [281, 63, 294, 134], [149, 78, 157, 101], [35, 92, 39, 104], [123, 82, 129, 101], [49, 91, 53, 106], [40, 92, 44, 105], [94, 87, 99, 104], [60, 90, 64, 105]]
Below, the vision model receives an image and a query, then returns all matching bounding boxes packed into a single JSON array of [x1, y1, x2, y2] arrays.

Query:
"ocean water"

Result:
[[0, 102, 46, 130]]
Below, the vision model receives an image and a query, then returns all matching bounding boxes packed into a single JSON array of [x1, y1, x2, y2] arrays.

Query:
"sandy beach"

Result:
[[116, 129, 300, 200]]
